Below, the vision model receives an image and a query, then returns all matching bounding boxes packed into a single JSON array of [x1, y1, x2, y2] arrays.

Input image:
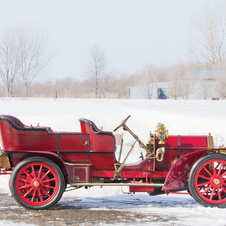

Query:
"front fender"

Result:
[[162, 149, 213, 191]]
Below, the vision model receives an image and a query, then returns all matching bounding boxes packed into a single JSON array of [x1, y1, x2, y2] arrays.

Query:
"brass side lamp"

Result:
[[155, 123, 168, 144]]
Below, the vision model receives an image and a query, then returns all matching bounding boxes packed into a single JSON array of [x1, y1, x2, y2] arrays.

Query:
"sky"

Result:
[[0, 0, 204, 81]]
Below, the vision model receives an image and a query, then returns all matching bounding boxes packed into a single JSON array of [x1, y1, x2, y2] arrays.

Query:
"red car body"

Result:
[[0, 115, 225, 210]]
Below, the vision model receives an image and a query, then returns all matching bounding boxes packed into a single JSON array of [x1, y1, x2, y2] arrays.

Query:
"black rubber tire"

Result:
[[188, 153, 226, 208], [10, 157, 65, 210]]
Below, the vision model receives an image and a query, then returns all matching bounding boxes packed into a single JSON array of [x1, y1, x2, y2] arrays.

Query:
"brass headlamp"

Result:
[[155, 123, 168, 144]]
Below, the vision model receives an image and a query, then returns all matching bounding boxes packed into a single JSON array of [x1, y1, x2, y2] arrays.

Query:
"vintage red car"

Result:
[[0, 114, 225, 210]]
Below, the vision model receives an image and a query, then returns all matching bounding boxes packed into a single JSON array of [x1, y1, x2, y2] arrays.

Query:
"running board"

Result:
[[70, 183, 164, 187]]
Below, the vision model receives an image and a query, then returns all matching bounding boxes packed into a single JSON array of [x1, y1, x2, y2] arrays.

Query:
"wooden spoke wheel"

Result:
[[10, 157, 65, 210], [188, 154, 226, 208]]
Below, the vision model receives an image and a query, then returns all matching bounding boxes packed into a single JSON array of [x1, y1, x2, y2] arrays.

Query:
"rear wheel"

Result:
[[10, 157, 65, 210], [188, 153, 226, 208]]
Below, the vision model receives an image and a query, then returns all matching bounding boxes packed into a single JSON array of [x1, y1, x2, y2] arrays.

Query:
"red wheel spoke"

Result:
[[197, 181, 210, 187], [19, 184, 31, 190], [38, 190, 43, 202], [24, 170, 31, 177], [202, 185, 212, 194], [217, 188, 222, 201], [31, 190, 36, 202], [212, 162, 216, 176], [221, 171, 226, 177], [203, 166, 213, 177], [24, 188, 33, 198], [41, 170, 51, 180], [210, 188, 215, 200], [43, 178, 56, 183], [37, 165, 43, 178], [217, 163, 224, 176], [19, 178, 32, 183], [215, 162, 220, 169], [44, 191, 51, 198], [31, 165, 36, 178], [198, 174, 211, 181], [43, 185, 56, 190]]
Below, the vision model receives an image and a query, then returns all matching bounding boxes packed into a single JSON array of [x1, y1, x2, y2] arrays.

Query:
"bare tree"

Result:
[[140, 65, 158, 99], [0, 29, 20, 97], [180, 64, 195, 100], [182, 76, 194, 100], [215, 68, 226, 98], [166, 65, 185, 99], [17, 27, 51, 97], [188, 1, 226, 68], [85, 44, 108, 98], [131, 65, 160, 99], [0, 26, 51, 98]]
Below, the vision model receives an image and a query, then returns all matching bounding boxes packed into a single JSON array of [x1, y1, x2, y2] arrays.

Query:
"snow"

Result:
[[0, 221, 36, 226], [0, 98, 226, 225]]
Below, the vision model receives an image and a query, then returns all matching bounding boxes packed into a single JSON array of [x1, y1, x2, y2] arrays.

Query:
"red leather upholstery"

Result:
[[0, 115, 26, 128]]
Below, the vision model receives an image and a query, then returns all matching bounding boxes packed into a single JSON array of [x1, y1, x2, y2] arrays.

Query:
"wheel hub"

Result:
[[211, 176, 222, 188], [33, 180, 40, 188], [213, 178, 220, 185]]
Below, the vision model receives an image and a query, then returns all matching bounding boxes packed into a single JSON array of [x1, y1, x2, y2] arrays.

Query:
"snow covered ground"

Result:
[[0, 98, 226, 225]]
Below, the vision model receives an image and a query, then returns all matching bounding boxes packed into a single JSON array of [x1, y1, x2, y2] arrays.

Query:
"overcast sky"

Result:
[[0, 0, 204, 81]]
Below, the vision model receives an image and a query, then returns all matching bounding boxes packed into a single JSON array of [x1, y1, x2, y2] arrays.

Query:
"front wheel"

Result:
[[188, 153, 226, 208], [10, 157, 65, 210]]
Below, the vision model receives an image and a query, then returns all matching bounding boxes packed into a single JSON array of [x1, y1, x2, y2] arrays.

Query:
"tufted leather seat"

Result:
[[0, 115, 53, 132], [0, 115, 27, 128]]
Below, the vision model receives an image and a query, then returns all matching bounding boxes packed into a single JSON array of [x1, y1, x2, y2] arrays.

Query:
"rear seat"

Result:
[[0, 115, 28, 128], [0, 115, 53, 132]]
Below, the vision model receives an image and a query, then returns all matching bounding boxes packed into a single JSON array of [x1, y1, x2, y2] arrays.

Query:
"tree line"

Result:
[[0, 60, 224, 100], [0, 74, 131, 99]]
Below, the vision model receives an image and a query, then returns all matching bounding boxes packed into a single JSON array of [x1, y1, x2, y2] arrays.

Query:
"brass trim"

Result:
[[84, 140, 89, 145], [207, 134, 214, 149], [155, 147, 165, 162], [155, 123, 168, 144], [112, 140, 137, 180], [220, 149, 226, 155]]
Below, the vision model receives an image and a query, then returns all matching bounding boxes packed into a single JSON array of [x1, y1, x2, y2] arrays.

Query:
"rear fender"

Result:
[[162, 149, 213, 191], [9, 151, 69, 182]]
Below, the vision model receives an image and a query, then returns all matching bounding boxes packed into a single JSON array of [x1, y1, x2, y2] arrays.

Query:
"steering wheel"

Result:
[[114, 115, 131, 132]]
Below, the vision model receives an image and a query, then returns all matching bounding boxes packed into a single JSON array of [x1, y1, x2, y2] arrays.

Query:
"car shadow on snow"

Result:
[[55, 193, 198, 210]]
